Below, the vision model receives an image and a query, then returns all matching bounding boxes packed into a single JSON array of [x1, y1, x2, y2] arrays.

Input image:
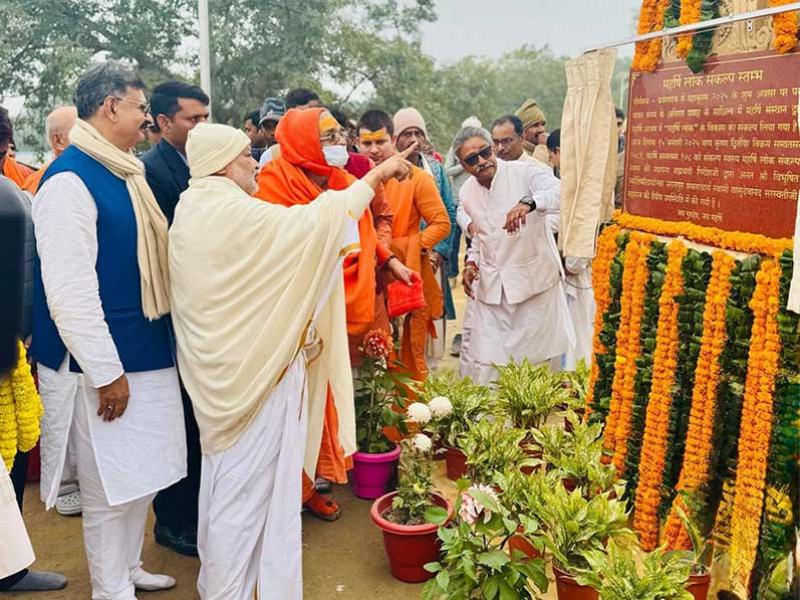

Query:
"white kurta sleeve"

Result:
[[456, 201, 472, 233], [526, 164, 561, 214], [32, 173, 124, 388], [341, 179, 375, 217]]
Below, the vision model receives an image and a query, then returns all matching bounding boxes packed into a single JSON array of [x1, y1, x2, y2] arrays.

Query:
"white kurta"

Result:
[[460, 160, 573, 385], [33, 173, 186, 509]]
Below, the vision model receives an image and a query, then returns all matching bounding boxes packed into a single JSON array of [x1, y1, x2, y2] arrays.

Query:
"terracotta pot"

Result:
[[370, 491, 453, 583], [553, 565, 598, 600], [350, 445, 401, 500], [686, 572, 711, 600], [508, 525, 542, 561], [445, 446, 467, 480], [562, 478, 577, 492]]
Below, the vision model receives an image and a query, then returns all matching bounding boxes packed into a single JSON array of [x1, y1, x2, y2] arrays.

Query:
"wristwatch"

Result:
[[519, 195, 536, 212]]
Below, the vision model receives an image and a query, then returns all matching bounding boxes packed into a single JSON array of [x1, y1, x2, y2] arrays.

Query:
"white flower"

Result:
[[411, 433, 433, 453], [459, 484, 499, 525], [406, 402, 432, 424], [428, 396, 453, 417]]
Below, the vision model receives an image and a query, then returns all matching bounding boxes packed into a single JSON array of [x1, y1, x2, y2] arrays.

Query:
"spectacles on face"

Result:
[[319, 128, 344, 145], [493, 136, 518, 148], [113, 96, 150, 115], [463, 145, 493, 167]]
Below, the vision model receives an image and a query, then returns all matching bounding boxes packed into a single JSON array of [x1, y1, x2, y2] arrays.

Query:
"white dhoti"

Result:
[[0, 457, 34, 579], [197, 355, 307, 600], [468, 283, 573, 386], [459, 297, 477, 380], [564, 261, 595, 371]]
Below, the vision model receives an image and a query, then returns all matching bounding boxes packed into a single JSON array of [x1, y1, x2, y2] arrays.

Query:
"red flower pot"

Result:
[[445, 447, 467, 480], [351, 445, 401, 500], [370, 491, 453, 583], [686, 572, 711, 600], [553, 565, 598, 600], [520, 443, 542, 475], [508, 525, 542, 561]]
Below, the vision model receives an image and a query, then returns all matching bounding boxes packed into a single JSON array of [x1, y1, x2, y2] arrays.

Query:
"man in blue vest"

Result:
[[141, 79, 209, 557], [31, 61, 186, 599]]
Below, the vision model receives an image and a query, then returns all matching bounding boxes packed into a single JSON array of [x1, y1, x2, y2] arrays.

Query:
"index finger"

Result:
[[398, 141, 419, 159]]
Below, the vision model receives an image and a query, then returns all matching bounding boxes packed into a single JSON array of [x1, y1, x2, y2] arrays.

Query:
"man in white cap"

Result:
[[169, 122, 414, 599]]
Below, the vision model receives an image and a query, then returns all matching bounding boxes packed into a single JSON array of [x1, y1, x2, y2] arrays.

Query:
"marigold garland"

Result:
[[585, 225, 621, 417], [615, 211, 793, 257], [632, 240, 687, 550], [0, 342, 43, 470], [632, 0, 672, 72], [603, 232, 654, 471], [728, 259, 783, 589], [769, 0, 799, 54], [676, 0, 703, 58], [663, 250, 735, 549]]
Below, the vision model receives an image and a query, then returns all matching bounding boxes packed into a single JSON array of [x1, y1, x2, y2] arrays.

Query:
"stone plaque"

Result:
[[623, 50, 800, 238]]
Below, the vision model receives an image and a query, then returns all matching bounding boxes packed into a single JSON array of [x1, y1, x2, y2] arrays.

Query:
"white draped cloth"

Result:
[[0, 457, 34, 579]]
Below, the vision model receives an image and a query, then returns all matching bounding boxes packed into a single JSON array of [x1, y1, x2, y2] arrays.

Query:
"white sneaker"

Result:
[[131, 568, 176, 592], [55, 490, 82, 516]]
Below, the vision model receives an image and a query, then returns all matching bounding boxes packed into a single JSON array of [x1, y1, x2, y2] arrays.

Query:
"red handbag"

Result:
[[387, 272, 426, 318]]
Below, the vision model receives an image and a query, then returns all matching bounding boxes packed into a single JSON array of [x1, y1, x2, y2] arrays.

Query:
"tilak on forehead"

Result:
[[318, 115, 338, 133], [359, 129, 389, 143]]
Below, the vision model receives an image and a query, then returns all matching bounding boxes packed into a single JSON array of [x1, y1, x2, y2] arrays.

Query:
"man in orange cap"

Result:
[[356, 109, 450, 381], [255, 107, 415, 521]]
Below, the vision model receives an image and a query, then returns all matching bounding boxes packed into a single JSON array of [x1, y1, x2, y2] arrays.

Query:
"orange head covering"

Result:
[[3, 156, 35, 189], [255, 107, 379, 337]]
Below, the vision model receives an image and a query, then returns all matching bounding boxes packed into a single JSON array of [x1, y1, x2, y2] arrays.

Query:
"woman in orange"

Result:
[[255, 107, 414, 520]]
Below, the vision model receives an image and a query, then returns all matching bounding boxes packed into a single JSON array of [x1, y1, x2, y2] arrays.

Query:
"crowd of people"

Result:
[[0, 60, 625, 599]]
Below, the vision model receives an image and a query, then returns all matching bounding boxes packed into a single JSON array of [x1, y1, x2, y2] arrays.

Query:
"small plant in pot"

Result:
[[493, 468, 552, 562], [422, 481, 548, 599], [536, 480, 635, 600], [459, 420, 532, 487], [495, 359, 569, 435], [416, 370, 494, 480], [673, 501, 713, 600], [370, 434, 453, 583], [352, 329, 410, 499], [574, 541, 693, 600]]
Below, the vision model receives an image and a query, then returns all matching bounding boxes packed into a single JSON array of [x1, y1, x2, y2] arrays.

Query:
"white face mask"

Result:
[[322, 144, 349, 168]]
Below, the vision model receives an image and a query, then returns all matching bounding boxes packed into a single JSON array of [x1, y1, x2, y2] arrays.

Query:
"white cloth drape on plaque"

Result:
[[559, 48, 618, 259]]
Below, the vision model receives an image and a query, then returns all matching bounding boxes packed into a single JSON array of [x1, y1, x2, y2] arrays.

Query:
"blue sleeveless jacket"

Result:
[[30, 146, 175, 374]]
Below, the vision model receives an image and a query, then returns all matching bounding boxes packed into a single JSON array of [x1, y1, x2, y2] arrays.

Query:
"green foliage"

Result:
[[385, 437, 439, 526], [574, 541, 693, 600], [672, 496, 713, 574], [559, 359, 591, 412], [353, 354, 410, 453], [460, 420, 530, 486], [422, 481, 548, 600], [686, 0, 720, 74], [495, 359, 569, 430]]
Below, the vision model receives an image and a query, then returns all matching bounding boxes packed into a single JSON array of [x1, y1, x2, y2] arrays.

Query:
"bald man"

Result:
[[22, 107, 77, 194]]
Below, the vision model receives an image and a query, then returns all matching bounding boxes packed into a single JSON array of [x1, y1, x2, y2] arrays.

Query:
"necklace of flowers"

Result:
[[769, 0, 799, 54], [0, 342, 43, 470], [633, 0, 672, 72]]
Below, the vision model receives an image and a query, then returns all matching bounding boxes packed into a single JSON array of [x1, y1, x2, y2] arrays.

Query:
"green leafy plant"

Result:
[[574, 540, 693, 600], [415, 370, 494, 449], [459, 420, 530, 486], [495, 359, 568, 430], [673, 495, 714, 575], [559, 359, 591, 413], [422, 481, 548, 599], [383, 434, 446, 526], [354, 329, 411, 453]]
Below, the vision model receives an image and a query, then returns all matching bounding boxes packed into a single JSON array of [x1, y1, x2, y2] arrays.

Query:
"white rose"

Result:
[[412, 433, 433, 453], [428, 396, 453, 417], [406, 402, 432, 424]]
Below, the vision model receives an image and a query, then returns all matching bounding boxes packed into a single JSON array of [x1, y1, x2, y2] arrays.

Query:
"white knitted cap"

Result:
[[187, 123, 251, 179]]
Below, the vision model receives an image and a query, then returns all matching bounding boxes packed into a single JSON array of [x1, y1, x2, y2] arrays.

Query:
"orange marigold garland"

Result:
[[585, 225, 621, 416], [677, 0, 703, 58], [615, 211, 793, 257], [663, 250, 735, 549], [728, 259, 783, 590], [632, 240, 688, 550], [769, 0, 799, 53], [633, 0, 672, 72], [604, 232, 654, 469]]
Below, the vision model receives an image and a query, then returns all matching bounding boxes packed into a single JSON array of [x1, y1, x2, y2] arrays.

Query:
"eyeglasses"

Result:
[[113, 96, 150, 115], [319, 128, 344, 145], [493, 137, 518, 148], [463, 145, 493, 167]]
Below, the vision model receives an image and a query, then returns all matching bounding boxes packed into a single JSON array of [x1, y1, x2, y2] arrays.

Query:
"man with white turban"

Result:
[[168, 123, 414, 599]]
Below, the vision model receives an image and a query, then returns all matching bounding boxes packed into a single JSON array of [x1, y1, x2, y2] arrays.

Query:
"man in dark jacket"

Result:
[[141, 80, 209, 556]]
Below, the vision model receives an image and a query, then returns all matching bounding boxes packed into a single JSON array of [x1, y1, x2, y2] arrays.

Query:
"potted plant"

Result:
[[459, 420, 532, 487], [423, 481, 548, 599], [559, 360, 590, 429], [351, 329, 410, 499], [495, 359, 569, 434], [536, 480, 635, 600], [673, 501, 713, 600], [493, 468, 551, 562], [416, 370, 494, 480], [574, 541, 693, 599], [370, 434, 453, 583]]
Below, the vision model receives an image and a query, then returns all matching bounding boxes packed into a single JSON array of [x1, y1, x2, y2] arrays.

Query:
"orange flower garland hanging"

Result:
[[769, 0, 799, 53], [632, 240, 687, 550], [728, 259, 783, 589], [614, 211, 793, 258], [677, 0, 704, 58], [663, 250, 735, 549], [633, 0, 672, 72], [585, 225, 621, 416], [603, 232, 654, 467]]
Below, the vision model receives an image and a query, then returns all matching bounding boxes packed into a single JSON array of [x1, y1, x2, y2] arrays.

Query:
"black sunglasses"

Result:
[[464, 145, 493, 167]]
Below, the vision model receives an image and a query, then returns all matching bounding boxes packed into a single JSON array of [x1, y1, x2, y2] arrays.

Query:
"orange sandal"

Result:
[[303, 492, 342, 522]]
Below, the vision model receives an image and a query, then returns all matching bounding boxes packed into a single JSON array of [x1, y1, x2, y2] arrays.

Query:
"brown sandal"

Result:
[[303, 492, 342, 522]]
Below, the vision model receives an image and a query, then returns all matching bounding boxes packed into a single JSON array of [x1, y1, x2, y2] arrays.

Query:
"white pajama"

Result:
[[197, 355, 308, 600], [564, 258, 595, 370]]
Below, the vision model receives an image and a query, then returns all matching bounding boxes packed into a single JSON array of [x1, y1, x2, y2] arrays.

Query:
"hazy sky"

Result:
[[420, 0, 641, 62]]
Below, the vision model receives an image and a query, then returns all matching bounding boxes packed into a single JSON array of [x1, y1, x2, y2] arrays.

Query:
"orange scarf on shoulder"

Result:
[[254, 108, 378, 337], [3, 157, 35, 188]]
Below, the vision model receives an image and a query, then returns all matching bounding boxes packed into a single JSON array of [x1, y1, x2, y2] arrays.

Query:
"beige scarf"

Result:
[[69, 119, 170, 319]]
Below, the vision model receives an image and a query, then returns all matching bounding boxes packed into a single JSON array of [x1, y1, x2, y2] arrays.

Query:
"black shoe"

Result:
[[450, 334, 462, 357], [154, 523, 198, 557]]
